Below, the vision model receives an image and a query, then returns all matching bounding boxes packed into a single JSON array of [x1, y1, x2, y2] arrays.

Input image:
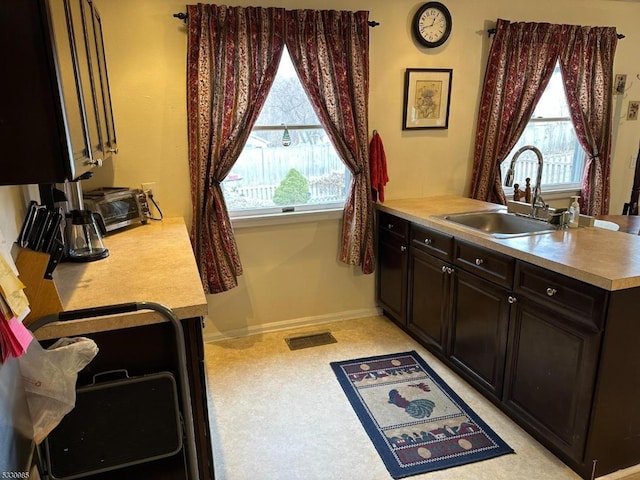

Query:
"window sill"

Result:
[[230, 207, 344, 229], [505, 185, 581, 202]]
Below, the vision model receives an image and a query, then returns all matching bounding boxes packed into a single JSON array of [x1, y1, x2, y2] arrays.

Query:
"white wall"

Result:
[[3, 0, 639, 339]]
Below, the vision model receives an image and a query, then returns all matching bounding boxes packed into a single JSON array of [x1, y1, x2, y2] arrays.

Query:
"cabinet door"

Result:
[[503, 298, 600, 462], [448, 268, 511, 401], [0, 0, 79, 184], [407, 247, 450, 356], [377, 230, 408, 326]]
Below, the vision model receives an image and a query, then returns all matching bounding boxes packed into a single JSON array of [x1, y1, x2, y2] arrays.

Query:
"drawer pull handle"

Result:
[[475, 258, 484, 266], [441, 265, 447, 273], [546, 287, 557, 296], [388, 223, 394, 229], [508, 295, 517, 304], [400, 245, 407, 252], [424, 238, 432, 245]]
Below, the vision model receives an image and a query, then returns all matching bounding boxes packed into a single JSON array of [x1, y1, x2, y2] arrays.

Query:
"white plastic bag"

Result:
[[18, 335, 98, 444]]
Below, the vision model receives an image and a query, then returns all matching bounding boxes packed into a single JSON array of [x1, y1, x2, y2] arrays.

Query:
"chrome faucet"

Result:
[[504, 145, 547, 219]]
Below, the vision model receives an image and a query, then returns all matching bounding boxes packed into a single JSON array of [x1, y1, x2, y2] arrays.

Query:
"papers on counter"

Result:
[[0, 254, 30, 321], [0, 316, 32, 363], [0, 228, 32, 362]]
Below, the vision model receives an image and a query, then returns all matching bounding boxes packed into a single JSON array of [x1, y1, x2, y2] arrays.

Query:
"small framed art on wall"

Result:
[[402, 68, 452, 130]]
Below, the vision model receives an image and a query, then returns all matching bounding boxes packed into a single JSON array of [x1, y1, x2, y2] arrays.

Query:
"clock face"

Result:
[[413, 2, 452, 48]]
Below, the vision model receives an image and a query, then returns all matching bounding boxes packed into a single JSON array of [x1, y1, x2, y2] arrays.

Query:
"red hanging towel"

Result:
[[369, 130, 389, 202]]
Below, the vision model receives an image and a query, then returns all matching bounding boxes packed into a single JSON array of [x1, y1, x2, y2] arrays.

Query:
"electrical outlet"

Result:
[[628, 101, 640, 121], [141, 182, 156, 196], [615, 74, 627, 95]]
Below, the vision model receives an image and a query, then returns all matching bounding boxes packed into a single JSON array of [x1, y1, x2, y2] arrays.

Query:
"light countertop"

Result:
[[378, 196, 640, 291], [35, 218, 207, 340]]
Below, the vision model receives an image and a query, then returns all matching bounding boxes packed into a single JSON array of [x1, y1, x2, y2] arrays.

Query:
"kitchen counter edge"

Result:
[[377, 196, 640, 291], [35, 218, 207, 340]]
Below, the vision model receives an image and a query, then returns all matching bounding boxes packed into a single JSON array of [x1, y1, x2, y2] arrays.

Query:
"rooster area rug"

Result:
[[330, 351, 513, 478]]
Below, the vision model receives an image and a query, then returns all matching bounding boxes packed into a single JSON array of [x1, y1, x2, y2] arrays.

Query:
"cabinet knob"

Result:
[[87, 158, 103, 167], [388, 223, 394, 229], [441, 265, 447, 273], [475, 258, 484, 266], [446, 267, 454, 274], [546, 287, 557, 297], [424, 238, 432, 245], [108, 147, 119, 154], [508, 295, 517, 304], [400, 245, 407, 252]]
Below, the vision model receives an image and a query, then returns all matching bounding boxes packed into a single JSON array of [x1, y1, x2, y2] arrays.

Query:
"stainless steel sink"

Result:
[[440, 210, 558, 238]]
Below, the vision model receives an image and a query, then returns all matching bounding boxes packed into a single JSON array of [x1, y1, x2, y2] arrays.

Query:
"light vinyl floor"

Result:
[[204, 315, 640, 480]]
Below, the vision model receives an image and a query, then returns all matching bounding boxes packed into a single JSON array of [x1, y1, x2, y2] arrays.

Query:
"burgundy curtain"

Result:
[[186, 4, 285, 293], [559, 25, 618, 215], [470, 19, 562, 203], [285, 10, 375, 273]]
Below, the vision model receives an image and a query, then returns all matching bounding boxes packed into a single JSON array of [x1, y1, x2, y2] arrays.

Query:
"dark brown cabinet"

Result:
[[503, 261, 605, 471], [376, 210, 640, 478], [406, 224, 454, 355], [503, 297, 600, 462], [0, 0, 117, 186], [407, 248, 450, 355], [447, 239, 514, 401], [376, 211, 409, 326], [405, 230, 513, 401], [449, 267, 511, 402]]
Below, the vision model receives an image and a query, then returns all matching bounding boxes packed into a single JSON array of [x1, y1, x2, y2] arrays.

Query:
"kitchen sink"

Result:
[[440, 210, 558, 238]]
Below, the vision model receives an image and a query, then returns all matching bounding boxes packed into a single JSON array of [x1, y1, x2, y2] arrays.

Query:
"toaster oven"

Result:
[[83, 187, 149, 233]]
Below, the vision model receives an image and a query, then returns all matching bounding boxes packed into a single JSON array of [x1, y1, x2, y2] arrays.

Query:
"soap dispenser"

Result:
[[568, 196, 580, 228]]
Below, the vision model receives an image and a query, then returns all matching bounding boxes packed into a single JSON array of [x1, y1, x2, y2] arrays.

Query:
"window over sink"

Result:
[[223, 46, 349, 221], [501, 62, 585, 195]]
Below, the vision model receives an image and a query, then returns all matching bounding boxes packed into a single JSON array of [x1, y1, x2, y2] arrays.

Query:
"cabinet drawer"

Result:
[[453, 239, 514, 288], [410, 224, 453, 261], [378, 211, 409, 240], [514, 261, 607, 330]]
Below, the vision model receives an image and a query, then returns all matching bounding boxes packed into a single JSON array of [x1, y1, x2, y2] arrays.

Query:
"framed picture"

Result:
[[402, 68, 453, 130]]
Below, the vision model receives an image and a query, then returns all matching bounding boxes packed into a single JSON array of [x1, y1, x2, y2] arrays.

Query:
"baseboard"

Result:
[[203, 307, 382, 343]]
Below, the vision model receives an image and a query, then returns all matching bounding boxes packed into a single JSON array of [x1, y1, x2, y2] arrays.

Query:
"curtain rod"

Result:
[[172, 12, 380, 27], [487, 27, 624, 39]]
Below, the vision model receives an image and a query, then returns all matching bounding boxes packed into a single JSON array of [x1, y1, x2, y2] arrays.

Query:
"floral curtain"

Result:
[[186, 4, 285, 293], [559, 25, 618, 215], [187, 5, 375, 293], [470, 19, 618, 213], [469, 19, 562, 204], [285, 10, 375, 273]]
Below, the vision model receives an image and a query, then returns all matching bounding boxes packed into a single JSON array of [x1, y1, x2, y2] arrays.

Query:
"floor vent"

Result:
[[285, 331, 337, 351]]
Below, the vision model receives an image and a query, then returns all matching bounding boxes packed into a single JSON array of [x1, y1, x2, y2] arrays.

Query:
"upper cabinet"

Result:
[[0, 0, 117, 186]]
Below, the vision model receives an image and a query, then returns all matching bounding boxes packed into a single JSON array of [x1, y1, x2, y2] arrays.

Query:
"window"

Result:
[[223, 47, 349, 218], [501, 62, 585, 194]]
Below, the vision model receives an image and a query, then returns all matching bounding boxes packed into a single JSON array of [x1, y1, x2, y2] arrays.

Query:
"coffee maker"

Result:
[[49, 173, 109, 262]]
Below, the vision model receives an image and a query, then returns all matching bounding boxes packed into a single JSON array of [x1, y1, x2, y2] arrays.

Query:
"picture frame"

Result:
[[402, 68, 453, 130]]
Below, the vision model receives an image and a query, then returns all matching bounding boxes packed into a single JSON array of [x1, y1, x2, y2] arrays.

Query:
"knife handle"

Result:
[[34, 210, 55, 252], [44, 239, 64, 280], [18, 201, 38, 248], [43, 212, 63, 254]]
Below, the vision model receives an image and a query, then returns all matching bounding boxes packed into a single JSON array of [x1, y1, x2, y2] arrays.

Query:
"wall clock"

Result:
[[412, 2, 452, 48]]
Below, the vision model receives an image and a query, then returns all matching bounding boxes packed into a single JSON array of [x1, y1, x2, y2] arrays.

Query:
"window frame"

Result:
[[223, 50, 349, 223], [502, 67, 585, 198]]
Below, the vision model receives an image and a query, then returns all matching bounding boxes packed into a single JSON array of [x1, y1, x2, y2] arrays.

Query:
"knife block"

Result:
[[15, 247, 63, 327]]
